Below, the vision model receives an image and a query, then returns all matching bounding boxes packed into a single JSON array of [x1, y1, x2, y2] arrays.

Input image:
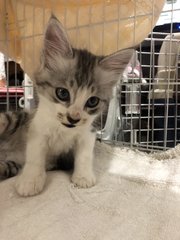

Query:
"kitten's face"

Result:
[[54, 85, 102, 128], [36, 49, 108, 128], [35, 15, 134, 129]]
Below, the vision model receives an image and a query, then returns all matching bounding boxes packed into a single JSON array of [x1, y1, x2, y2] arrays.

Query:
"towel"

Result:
[[1, 142, 180, 240]]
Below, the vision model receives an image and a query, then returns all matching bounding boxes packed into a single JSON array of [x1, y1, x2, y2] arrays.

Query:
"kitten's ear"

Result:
[[43, 14, 73, 64], [99, 49, 134, 74]]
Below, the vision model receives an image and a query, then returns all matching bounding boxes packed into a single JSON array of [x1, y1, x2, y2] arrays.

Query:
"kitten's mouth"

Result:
[[62, 123, 76, 128]]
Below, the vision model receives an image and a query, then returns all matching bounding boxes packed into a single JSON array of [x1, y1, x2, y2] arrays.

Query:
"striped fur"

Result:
[[0, 111, 31, 179], [0, 111, 30, 137], [0, 160, 21, 179]]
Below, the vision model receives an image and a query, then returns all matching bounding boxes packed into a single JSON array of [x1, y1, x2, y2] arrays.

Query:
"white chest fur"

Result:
[[29, 95, 81, 157], [47, 124, 77, 155]]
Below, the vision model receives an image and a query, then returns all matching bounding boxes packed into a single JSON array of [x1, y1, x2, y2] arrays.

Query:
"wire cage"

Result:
[[0, 0, 180, 152], [99, 0, 180, 152]]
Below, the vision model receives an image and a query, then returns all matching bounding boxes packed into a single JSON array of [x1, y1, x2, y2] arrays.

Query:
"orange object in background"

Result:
[[0, 0, 165, 79], [0, 78, 6, 87]]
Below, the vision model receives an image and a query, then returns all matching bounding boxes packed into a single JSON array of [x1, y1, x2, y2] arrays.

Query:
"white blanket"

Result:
[[1, 142, 180, 240]]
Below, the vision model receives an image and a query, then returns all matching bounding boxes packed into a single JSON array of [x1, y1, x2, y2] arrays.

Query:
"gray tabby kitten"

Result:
[[0, 15, 133, 196]]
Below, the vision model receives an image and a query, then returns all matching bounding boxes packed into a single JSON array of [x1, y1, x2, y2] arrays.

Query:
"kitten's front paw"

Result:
[[71, 172, 96, 188], [15, 170, 47, 197]]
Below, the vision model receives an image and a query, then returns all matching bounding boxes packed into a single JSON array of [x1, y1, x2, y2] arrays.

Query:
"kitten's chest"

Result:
[[48, 125, 76, 155]]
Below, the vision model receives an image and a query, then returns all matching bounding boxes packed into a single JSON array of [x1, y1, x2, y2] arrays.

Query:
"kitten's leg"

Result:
[[0, 160, 21, 178], [72, 131, 96, 188], [15, 137, 47, 196]]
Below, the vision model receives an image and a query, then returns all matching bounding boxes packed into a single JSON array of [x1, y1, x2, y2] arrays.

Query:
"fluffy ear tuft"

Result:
[[95, 49, 134, 98], [43, 15, 73, 68], [99, 49, 134, 74]]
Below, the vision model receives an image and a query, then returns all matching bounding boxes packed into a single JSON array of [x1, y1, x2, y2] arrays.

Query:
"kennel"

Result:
[[0, 0, 179, 151]]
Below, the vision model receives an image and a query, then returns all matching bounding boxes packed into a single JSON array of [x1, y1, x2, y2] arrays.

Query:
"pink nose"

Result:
[[71, 111, 81, 120]]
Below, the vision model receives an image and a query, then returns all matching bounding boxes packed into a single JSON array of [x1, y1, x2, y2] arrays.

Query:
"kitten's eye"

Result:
[[56, 88, 70, 102], [86, 96, 100, 108]]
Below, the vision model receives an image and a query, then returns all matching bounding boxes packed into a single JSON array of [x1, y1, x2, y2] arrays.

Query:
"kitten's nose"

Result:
[[67, 115, 80, 124]]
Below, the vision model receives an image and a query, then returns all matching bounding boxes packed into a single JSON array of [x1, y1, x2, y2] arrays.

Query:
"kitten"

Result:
[[0, 15, 133, 196]]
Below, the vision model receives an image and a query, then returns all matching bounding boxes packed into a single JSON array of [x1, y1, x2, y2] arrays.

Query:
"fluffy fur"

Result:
[[0, 15, 133, 196]]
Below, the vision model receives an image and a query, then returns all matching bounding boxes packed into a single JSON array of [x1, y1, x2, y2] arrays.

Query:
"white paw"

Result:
[[71, 172, 96, 188], [15, 170, 47, 197]]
